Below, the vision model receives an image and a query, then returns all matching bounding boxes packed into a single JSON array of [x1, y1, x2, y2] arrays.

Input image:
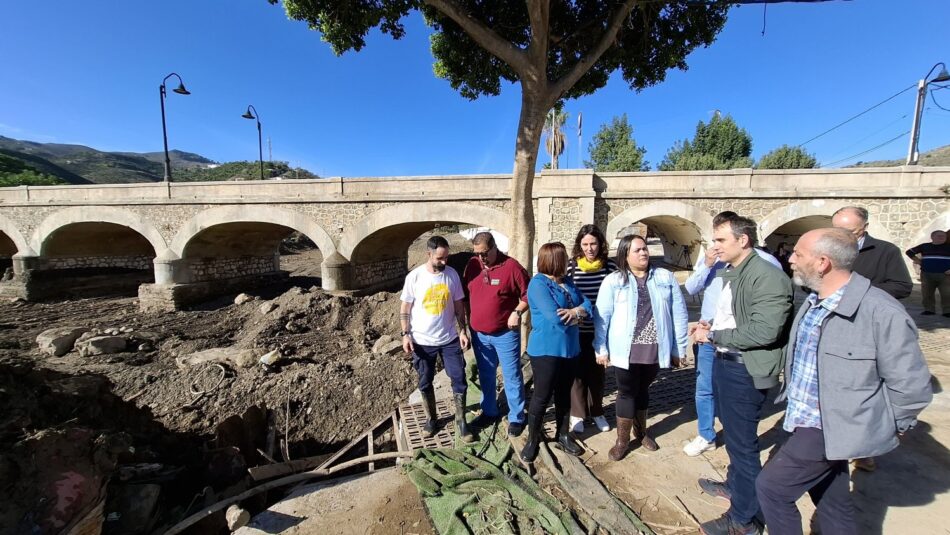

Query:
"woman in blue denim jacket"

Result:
[[520, 242, 593, 463], [594, 234, 689, 461]]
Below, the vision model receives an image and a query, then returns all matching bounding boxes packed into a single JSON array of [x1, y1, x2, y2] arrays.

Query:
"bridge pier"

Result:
[[139, 253, 290, 312]]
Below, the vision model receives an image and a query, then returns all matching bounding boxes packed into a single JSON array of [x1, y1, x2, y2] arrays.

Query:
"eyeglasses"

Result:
[[474, 250, 492, 259]]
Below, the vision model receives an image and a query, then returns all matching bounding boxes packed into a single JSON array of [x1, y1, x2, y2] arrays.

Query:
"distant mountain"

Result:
[[0, 136, 218, 184], [848, 144, 950, 168], [115, 149, 215, 169], [0, 136, 318, 185]]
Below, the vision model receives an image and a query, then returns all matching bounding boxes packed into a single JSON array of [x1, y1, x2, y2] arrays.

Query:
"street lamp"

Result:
[[159, 72, 191, 181], [906, 62, 950, 165], [242, 105, 264, 180]]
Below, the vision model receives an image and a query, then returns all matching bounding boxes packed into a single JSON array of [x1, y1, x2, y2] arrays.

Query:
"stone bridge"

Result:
[[1, 167, 948, 310]]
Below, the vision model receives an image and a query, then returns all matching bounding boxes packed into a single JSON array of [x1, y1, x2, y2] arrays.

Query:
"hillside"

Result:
[[849, 144, 950, 168]]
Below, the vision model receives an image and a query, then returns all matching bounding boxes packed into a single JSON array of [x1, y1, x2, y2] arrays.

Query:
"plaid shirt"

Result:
[[784, 283, 848, 432]]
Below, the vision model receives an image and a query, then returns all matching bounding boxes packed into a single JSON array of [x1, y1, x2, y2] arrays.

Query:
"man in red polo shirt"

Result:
[[463, 231, 530, 436]]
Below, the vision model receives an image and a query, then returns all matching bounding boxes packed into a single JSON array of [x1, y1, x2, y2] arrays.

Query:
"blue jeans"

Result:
[[472, 329, 525, 424], [412, 338, 467, 395], [714, 356, 768, 525], [695, 343, 717, 442]]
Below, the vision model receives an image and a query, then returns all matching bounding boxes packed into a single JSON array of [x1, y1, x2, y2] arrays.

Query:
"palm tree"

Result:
[[543, 107, 569, 169]]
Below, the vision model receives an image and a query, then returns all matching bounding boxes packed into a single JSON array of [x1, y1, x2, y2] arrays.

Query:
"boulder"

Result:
[[76, 336, 128, 357], [259, 302, 278, 315], [371, 335, 394, 354], [234, 293, 253, 305], [175, 347, 261, 370], [379, 340, 404, 357], [36, 327, 90, 357]]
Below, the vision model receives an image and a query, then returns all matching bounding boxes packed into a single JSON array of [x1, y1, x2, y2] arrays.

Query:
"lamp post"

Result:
[[159, 73, 191, 181], [242, 105, 264, 180], [906, 62, 950, 165]]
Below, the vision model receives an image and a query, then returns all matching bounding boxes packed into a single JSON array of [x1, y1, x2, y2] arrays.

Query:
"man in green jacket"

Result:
[[693, 214, 794, 535]]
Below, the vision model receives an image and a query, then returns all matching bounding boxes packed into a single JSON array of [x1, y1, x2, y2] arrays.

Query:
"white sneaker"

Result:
[[569, 416, 584, 433], [592, 415, 610, 432], [683, 435, 716, 457]]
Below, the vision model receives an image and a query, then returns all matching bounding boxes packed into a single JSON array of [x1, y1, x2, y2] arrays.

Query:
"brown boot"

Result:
[[634, 410, 658, 451], [609, 417, 633, 461]]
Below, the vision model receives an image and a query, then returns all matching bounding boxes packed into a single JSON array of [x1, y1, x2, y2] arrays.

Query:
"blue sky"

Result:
[[1, 1, 947, 177]]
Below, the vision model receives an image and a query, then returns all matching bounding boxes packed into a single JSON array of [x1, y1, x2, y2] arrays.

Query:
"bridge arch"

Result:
[[337, 202, 510, 290], [32, 207, 167, 257], [0, 213, 30, 257], [169, 206, 336, 259], [339, 203, 510, 262], [758, 200, 895, 251], [606, 200, 711, 268], [908, 209, 950, 251]]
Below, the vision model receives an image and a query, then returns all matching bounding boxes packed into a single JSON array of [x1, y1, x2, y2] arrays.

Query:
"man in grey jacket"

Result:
[[755, 228, 933, 535]]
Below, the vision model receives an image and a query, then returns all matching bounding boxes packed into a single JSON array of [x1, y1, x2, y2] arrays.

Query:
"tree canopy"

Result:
[[271, 0, 730, 264], [659, 114, 753, 171], [585, 114, 648, 172], [756, 145, 818, 169], [0, 153, 66, 187]]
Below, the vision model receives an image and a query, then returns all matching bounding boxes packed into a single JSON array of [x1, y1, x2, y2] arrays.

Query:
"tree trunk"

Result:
[[509, 84, 550, 271]]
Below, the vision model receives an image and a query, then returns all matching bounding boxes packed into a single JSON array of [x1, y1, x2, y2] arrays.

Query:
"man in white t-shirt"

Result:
[[400, 235, 474, 442]]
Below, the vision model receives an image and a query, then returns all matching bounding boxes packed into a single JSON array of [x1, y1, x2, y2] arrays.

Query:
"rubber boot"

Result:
[[422, 387, 438, 438], [609, 417, 633, 461], [454, 392, 475, 443], [634, 409, 658, 451], [553, 415, 584, 457], [520, 414, 543, 462]]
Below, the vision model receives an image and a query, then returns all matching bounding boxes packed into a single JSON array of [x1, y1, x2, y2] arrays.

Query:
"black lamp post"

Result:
[[242, 105, 264, 180], [159, 72, 191, 181]]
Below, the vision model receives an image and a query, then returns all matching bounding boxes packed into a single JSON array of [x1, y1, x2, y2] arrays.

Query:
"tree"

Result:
[[756, 145, 818, 169], [0, 153, 65, 187], [659, 114, 753, 171], [543, 106, 568, 170], [585, 113, 648, 172], [271, 0, 729, 265]]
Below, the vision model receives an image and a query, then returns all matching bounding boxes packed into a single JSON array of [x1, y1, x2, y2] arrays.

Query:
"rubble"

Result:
[[36, 326, 90, 356]]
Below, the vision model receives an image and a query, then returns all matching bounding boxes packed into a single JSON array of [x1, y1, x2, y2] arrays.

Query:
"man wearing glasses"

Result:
[[462, 231, 530, 436]]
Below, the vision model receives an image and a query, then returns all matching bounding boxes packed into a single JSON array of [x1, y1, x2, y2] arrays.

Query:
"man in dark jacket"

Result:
[[832, 206, 912, 299], [692, 215, 794, 535], [756, 228, 932, 535]]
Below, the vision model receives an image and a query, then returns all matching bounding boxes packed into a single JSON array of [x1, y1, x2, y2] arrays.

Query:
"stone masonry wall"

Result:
[[187, 256, 278, 283], [45, 255, 153, 271], [353, 257, 407, 289]]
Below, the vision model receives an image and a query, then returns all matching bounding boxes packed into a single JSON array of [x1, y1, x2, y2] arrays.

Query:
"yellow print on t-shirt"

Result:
[[422, 283, 450, 316]]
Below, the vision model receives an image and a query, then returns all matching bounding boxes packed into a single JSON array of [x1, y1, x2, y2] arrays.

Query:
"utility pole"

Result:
[[906, 62, 949, 165]]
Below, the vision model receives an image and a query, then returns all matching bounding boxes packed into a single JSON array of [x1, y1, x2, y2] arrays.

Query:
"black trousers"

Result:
[[571, 332, 606, 418], [528, 356, 577, 426], [756, 427, 856, 535], [613, 363, 660, 419]]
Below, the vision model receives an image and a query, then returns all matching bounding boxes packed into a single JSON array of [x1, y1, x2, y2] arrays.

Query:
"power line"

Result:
[[821, 130, 910, 168], [819, 113, 908, 161], [798, 83, 916, 147]]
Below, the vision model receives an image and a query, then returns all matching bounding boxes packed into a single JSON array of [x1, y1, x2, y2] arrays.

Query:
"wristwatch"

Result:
[[400, 331, 410, 337], [515, 309, 525, 317]]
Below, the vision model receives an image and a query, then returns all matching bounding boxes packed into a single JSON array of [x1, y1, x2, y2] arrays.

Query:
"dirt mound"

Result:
[[0, 284, 416, 533]]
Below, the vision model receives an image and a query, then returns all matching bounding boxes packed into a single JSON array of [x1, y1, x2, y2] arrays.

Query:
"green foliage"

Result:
[[584, 114, 648, 172], [173, 161, 319, 182], [272, 1, 730, 102], [756, 145, 817, 170], [0, 153, 66, 186], [659, 114, 753, 171]]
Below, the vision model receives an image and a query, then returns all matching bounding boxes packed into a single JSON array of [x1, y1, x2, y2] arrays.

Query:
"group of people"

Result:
[[397, 205, 934, 535]]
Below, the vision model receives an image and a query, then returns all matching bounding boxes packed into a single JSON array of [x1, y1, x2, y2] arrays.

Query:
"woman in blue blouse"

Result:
[[594, 234, 689, 461], [521, 242, 593, 463]]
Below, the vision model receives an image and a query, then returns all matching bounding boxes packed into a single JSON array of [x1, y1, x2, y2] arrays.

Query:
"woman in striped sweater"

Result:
[[566, 224, 617, 434]]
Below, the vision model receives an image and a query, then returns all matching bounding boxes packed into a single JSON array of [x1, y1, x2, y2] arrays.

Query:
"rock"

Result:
[[119, 326, 134, 333], [285, 320, 307, 333], [175, 347, 261, 370], [137, 342, 154, 352], [76, 335, 128, 357], [105, 328, 121, 336], [234, 293, 253, 305], [379, 340, 404, 357], [226, 505, 251, 530], [259, 302, 278, 315], [36, 326, 90, 357], [371, 335, 394, 354]]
